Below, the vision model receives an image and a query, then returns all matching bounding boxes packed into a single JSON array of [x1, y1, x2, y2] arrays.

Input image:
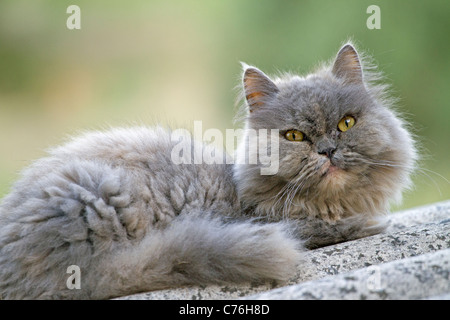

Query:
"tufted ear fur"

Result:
[[242, 64, 279, 112], [332, 44, 363, 84]]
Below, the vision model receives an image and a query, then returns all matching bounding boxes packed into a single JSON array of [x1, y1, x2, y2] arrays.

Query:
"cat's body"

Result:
[[0, 127, 300, 299], [0, 43, 416, 299]]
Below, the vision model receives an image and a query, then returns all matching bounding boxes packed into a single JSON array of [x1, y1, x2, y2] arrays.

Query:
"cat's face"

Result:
[[236, 44, 416, 219]]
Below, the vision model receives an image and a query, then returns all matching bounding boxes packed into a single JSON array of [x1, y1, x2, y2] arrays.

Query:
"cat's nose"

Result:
[[316, 137, 337, 159], [318, 147, 337, 159]]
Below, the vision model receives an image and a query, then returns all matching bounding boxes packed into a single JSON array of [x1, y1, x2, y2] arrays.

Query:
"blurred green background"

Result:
[[0, 0, 449, 211]]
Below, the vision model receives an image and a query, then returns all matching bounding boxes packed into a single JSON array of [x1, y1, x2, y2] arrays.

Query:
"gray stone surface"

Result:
[[117, 200, 450, 300], [247, 249, 450, 300], [425, 292, 450, 300], [386, 200, 450, 231], [291, 220, 449, 284]]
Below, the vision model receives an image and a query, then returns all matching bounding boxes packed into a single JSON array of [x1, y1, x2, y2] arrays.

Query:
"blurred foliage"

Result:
[[0, 0, 449, 210]]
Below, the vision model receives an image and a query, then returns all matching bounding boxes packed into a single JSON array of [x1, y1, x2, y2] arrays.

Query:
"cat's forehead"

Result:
[[266, 75, 376, 137], [276, 76, 341, 115], [275, 75, 370, 118]]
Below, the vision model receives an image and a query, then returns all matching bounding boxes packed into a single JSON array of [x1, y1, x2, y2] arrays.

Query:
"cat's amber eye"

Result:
[[284, 129, 304, 142], [338, 116, 356, 132]]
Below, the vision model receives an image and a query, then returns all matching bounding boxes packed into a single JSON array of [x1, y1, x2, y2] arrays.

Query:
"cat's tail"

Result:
[[99, 214, 302, 298]]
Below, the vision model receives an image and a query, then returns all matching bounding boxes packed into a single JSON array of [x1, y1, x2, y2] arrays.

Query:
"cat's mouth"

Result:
[[318, 160, 350, 190], [325, 164, 340, 175], [319, 160, 342, 177]]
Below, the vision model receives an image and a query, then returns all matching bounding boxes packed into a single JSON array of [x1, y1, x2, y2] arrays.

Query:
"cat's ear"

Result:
[[331, 44, 363, 84], [242, 63, 279, 112]]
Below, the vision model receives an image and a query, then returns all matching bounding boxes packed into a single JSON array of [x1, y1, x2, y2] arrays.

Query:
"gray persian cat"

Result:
[[0, 43, 416, 299]]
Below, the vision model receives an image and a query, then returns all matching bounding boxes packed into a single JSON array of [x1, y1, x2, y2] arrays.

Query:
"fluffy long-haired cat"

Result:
[[0, 43, 416, 299]]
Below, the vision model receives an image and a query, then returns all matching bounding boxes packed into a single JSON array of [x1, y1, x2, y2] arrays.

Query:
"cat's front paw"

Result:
[[341, 215, 389, 241], [299, 214, 389, 249]]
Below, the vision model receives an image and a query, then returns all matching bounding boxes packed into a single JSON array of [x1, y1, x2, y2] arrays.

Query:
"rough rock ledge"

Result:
[[116, 200, 450, 300]]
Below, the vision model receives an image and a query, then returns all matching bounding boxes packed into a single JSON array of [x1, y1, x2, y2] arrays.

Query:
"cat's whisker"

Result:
[[278, 180, 300, 218], [364, 158, 447, 182], [281, 179, 302, 218], [279, 185, 295, 218], [273, 180, 295, 213], [274, 160, 319, 218], [348, 156, 448, 197], [283, 170, 317, 217], [269, 161, 311, 204]]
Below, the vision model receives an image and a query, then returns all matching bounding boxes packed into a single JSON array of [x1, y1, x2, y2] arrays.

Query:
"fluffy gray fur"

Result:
[[0, 43, 416, 299], [236, 43, 416, 247]]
